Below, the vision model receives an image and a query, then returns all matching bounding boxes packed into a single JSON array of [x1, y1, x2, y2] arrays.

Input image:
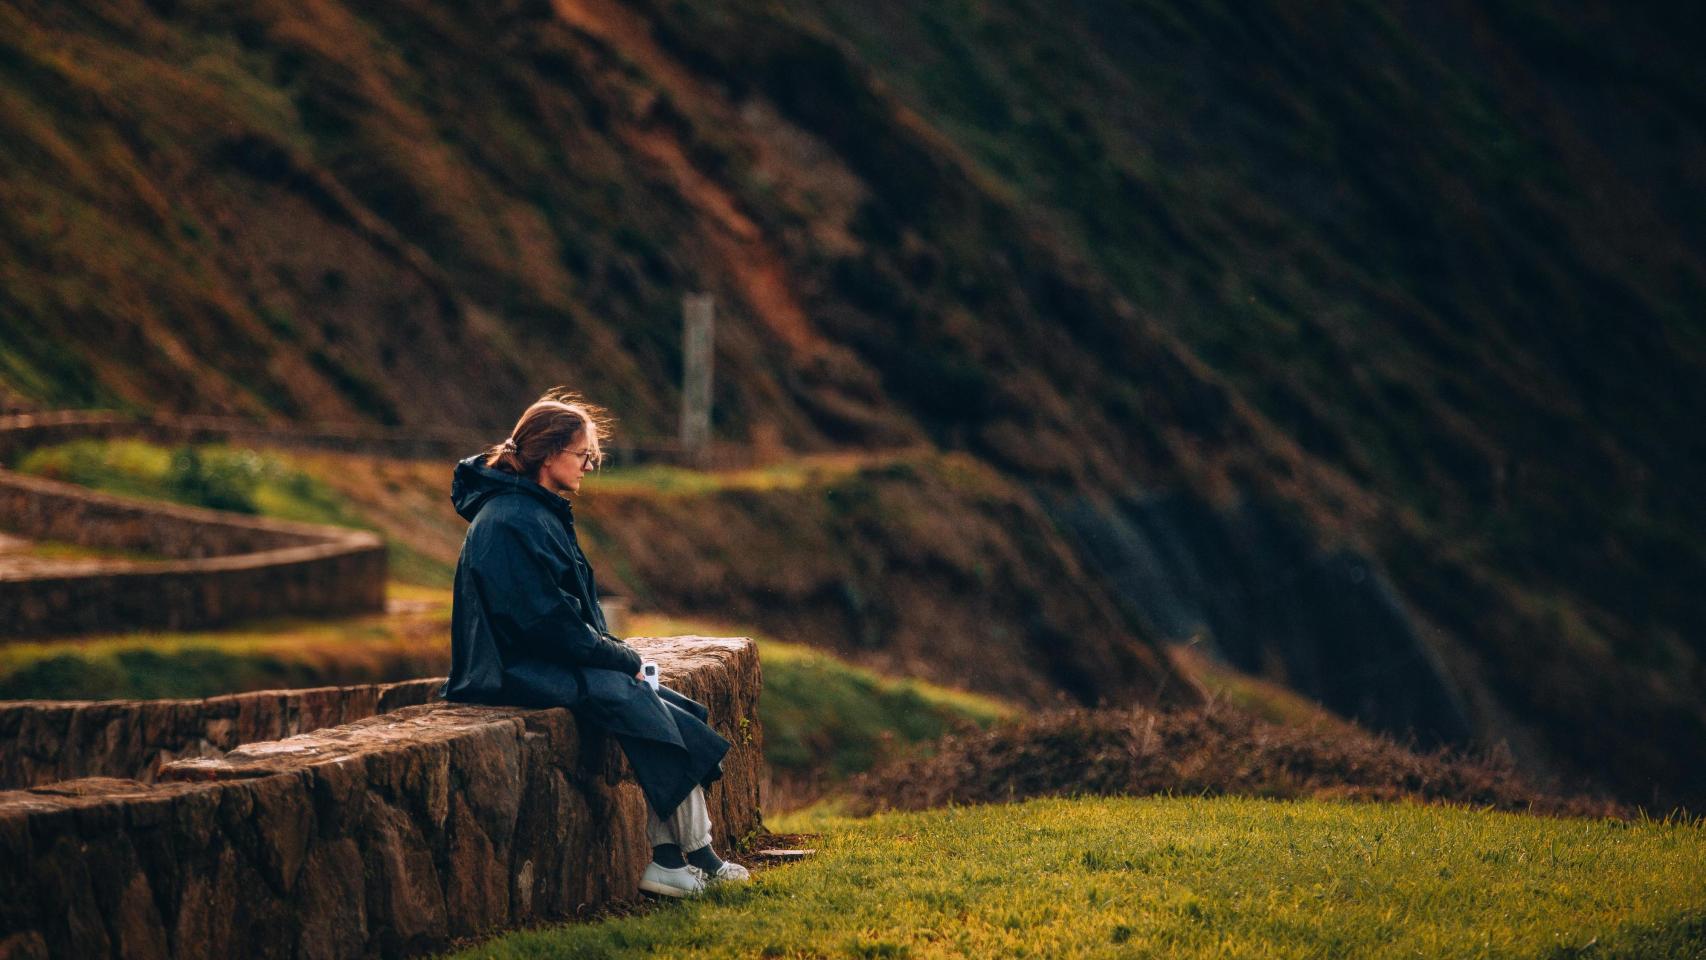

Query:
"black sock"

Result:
[[652, 843, 686, 868], [686, 844, 725, 874]]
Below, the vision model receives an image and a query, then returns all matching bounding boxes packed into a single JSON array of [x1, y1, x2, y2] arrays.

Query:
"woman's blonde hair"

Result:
[[483, 388, 611, 477]]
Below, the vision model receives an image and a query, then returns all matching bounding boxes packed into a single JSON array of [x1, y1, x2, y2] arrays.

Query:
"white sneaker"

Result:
[[639, 861, 706, 898], [707, 861, 750, 883]]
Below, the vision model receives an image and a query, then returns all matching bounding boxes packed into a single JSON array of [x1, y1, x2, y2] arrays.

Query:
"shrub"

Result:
[[841, 704, 1630, 819], [166, 446, 262, 513]]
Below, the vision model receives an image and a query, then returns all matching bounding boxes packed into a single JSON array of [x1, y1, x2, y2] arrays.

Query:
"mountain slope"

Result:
[[2, 0, 1703, 804]]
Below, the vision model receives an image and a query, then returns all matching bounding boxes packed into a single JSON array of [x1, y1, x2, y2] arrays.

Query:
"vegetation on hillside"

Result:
[[14, 438, 1191, 709], [579, 451, 1192, 710], [627, 0, 1706, 808], [2, 0, 1701, 806], [452, 795, 1706, 959]]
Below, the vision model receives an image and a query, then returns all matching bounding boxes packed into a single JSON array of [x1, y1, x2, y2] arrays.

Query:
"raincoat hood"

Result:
[[451, 453, 573, 523]]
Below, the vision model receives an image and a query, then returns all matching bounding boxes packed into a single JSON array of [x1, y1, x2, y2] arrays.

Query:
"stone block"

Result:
[[0, 679, 447, 789]]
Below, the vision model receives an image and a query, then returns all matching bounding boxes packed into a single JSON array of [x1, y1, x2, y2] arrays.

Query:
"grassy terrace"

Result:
[[0, 596, 1005, 812], [13, 438, 453, 584], [0, 583, 452, 700], [0, 538, 169, 565], [588, 450, 929, 498], [456, 796, 1705, 960], [0, 605, 1003, 749]]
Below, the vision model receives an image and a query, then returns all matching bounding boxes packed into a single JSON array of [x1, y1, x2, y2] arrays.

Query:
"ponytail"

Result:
[[483, 388, 609, 478], [482, 436, 526, 473]]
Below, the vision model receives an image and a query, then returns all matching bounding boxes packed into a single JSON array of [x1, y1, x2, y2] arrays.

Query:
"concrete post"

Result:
[[681, 293, 714, 464]]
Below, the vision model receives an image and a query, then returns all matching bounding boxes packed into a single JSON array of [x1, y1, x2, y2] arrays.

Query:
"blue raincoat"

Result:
[[441, 455, 729, 818]]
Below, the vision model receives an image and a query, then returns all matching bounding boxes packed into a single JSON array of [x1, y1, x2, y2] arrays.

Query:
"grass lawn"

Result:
[[453, 796, 1704, 959]]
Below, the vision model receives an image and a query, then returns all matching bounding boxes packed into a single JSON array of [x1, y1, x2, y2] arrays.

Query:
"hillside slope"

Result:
[[2, 0, 1703, 804], [577, 453, 1191, 709]]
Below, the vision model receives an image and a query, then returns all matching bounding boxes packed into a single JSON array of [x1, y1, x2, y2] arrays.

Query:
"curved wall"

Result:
[[0, 468, 386, 637]]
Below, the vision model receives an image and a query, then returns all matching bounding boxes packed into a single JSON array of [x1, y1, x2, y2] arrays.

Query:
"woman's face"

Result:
[[537, 435, 595, 496]]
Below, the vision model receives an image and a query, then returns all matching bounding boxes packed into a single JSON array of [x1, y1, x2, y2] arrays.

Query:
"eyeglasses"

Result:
[[565, 448, 597, 471]]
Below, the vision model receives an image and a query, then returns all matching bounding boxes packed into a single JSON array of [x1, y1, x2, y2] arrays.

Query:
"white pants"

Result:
[[646, 785, 712, 853]]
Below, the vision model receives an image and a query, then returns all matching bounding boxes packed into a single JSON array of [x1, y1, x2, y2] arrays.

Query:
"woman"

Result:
[[442, 388, 748, 897]]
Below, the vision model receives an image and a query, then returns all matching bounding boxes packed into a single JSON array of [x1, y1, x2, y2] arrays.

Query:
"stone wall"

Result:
[[0, 411, 138, 465], [0, 468, 386, 637], [0, 636, 764, 960], [0, 679, 445, 789]]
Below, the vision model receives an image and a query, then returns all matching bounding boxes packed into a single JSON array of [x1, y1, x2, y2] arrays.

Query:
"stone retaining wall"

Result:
[[0, 636, 764, 959], [0, 468, 386, 637], [0, 679, 445, 789], [0, 412, 136, 466]]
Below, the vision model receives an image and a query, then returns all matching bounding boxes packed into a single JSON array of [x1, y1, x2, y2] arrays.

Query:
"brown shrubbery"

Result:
[[842, 704, 1631, 819]]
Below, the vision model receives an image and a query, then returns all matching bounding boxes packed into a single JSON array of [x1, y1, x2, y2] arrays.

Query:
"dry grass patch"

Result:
[[0, 583, 450, 699], [840, 704, 1629, 821]]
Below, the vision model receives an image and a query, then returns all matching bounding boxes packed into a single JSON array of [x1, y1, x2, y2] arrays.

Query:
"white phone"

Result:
[[640, 661, 660, 691]]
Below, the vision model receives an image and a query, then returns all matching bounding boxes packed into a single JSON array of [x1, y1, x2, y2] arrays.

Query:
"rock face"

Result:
[[0, 636, 764, 959], [1047, 491, 1473, 748], [0, 467, 386, 637], [0, 679, 445, 789]]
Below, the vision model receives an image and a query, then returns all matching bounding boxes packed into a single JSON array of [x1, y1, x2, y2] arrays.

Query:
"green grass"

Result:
[[756, 638, 1012, 781], [454, 795, 1705, 959], [628, 614, 1013, 787], [590, 453, 913, 498], [0, 583, 450, 699], [591, 463, 807, 497], [14, 438, 449, 584], [4, 540, 169, 563], [16, 438, 359, 521]]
